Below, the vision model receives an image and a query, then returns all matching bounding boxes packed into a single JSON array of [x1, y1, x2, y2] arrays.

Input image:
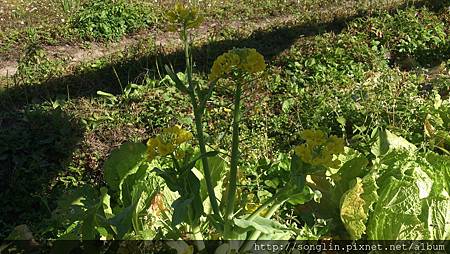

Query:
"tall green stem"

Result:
[[183, 27, 193, 88], [224, 82, 243, 220], [182, 26, 221, 217], [240, 198, 287, 252], [247, 191, 281, 221], [193, 106, 221, 216]]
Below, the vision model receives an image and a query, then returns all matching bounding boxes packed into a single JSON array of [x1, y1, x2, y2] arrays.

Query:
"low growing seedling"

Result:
[[71, 0, 155, 41]]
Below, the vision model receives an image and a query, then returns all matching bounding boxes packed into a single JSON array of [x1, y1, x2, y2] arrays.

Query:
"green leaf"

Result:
[[165, 65, 189, 94], [185, 151, 219, 172], [366, 151, 450, 240], [287, 186, 320, 205], [340, 172, 378, 240], [109, 205, 134, 239], [195, 155, 226, 214], [308, 148, 369, 220], [233, 216, 291, 236], [171, 197, 193, 226], [337, 148, 369, 182], [108, 169, 162, 238], [154, 167, 179, 192], [331, 148, 370, 203], [371, 129, 416, 157], [121, 163, 149, 206], [104, 142, 146, 201], [81, 205, 99, 240], [130, 176, 160, 233], [96, 90, 117, 102], [100, 187, 113, 219], [258, 231, 292, 240], [289, 154, 306, 191], [282, 98, 295, 113], [56, 185, 99, 221], [185, 170, 204, 222]]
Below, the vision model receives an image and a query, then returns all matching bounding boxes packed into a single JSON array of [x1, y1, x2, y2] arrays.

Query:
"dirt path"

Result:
[[0, 15, 297, 78], [0, 0, 416, 78]]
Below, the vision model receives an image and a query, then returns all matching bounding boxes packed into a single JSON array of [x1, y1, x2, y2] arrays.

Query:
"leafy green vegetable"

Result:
[[336, 130, 450, 240], [340, 173, 378, 240], [103, 142, 146, 202], [367, 151, 450, 240], [337, 130, 450, 240], [371, 129, 416, 157]]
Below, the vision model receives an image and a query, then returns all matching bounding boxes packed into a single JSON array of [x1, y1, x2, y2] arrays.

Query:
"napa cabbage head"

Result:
[[340, 130, 450, 240]]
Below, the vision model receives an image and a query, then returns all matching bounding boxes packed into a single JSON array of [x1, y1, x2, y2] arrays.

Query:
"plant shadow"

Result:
[[0, 108, 83, 238]]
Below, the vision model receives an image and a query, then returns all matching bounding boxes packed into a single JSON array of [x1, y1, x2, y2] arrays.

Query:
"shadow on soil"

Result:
[[0, 108, 83, 238]]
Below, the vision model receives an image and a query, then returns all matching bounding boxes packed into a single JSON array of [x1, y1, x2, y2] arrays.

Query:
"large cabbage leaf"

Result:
[[340, 130, 450, 240], [340, 172, 378, 240], [366, 151, 450, 240]]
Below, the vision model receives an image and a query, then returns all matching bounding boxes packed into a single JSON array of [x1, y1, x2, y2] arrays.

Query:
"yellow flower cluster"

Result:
[[166, 3, 204, 31], [294, 130, 345, 168], [209, 48, 266, 81], [147, 125, 193, 161]]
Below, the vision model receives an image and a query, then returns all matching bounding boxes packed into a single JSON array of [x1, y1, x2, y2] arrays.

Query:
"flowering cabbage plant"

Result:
[[209, 48, 266, 81], [160, 4, 344, 252], [294, 130, 345, 168], [166, 3, 203, 32], [146, 125, 193, 159]]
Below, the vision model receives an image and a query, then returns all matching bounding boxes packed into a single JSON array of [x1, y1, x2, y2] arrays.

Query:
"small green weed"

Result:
[[351, 7, 449, 68], [15, 43, 64, 86], [71, 0, 156, 41], [60, 0, 81, 13]]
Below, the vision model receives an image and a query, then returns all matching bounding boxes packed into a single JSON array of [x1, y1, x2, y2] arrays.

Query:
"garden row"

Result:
[[0, 1, 449, 247]]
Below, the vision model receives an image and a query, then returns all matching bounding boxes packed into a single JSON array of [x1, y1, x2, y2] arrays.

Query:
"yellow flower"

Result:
[[209, 48, 265, 81], [146, 138, 158, 161], [239, 48, 266, 74], [244, 202, 258, 213], [175, 150, 185, 160], [166, 3, 204, 31], [146, 125, 193, 160], [294, 129, 345, 168], [314, 150, 332, 166], [294, 144, 312, 163], [156, 139, 175, 156], [326, 135, 345, 154], [209, 52, 241, 81], [301, 129, 326, 146], [162, 125, 193, 145]]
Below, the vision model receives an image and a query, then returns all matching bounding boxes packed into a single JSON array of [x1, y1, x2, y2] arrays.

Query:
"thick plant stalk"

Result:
[[193, 106, 221, 216], [192, 224, 205, 251], [240, 199, 287, 252], [224, 82, 243, 220], [182, 27, 221, 217], [247, 193, 278, 220]]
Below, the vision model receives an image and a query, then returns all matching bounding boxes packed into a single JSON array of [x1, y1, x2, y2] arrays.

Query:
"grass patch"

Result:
[[71, 0, 156, 41]]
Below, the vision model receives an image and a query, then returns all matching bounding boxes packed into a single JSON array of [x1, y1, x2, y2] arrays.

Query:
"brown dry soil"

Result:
[[0, 0, 420, 79]]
